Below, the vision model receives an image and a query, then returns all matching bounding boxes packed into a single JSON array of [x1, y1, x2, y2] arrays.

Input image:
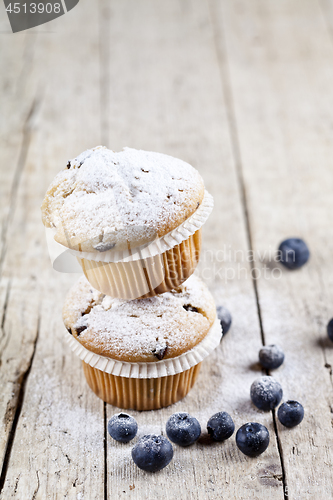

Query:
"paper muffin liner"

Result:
[[46, 190, 212, 297], [82, 361, 202, 410], [65, 317, 222, 379], [77, 229, 201, 299], [65, 189, 213, 263]]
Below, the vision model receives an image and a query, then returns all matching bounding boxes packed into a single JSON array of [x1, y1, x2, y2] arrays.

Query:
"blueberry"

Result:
[[278, 238, 310, 270], [278, 401, 304, 428], [259, 345, 285, 370], [236, 422, 270, 457], [131, 435, 173, 472], [107, 413, 138, 443], [250, 376, 283, 411], [207, 411, 235, 441], [166, 412, 201, 446], [216, 306, 232, 335], [327, 318, 333, 342]]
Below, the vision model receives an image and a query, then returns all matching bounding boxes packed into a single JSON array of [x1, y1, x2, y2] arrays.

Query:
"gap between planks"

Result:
[[103, 402, 107, 500], [0, 316, 40, 495], [0, 89, 42, 493], [100, 4, 110, 497], [0, 280, 11, 338], [0, 94, 42, 280], [207, 0, 288, 498]]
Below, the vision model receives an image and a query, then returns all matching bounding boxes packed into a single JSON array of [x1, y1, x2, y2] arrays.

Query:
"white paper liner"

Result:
[[63, 189, 213, 263], [65, 317, 222, 379]]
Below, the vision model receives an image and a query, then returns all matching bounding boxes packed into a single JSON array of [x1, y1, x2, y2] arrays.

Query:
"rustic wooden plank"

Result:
[[211, 0, 333, 497], [0, 1, 105, 498], [0, 278, 39, 468], [1, 279, 105, 499], [102, 1, 284, 498], [5, 0, 333, 498], [321, 0, 333, 37], [0, 2, 11, 31], [0, 31, 39, 276], [0, 8, 44, 486]]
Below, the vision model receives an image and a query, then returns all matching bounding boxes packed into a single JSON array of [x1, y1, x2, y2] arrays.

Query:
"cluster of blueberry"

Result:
[[107, 238, 333, 472], [249, 371, 304, 456], [108, 391, 304, 473], [242, 345, 304, 458], [248, 342, 304, 455], [210, 238, 311, 462], [107, 411, 235, 472], [106, 342, 303, 472]]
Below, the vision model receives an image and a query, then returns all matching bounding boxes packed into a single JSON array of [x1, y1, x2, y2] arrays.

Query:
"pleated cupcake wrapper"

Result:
[[65, 317, 222, 379], [63, 190, 213, 263], [77, 230, 201, 300]]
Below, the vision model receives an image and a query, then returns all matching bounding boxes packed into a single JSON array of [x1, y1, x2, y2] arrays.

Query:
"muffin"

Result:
[[63, 275, 222, 410], [42, 146, 213, 299]]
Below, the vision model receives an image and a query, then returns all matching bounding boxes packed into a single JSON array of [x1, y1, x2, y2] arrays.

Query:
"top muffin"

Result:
[[41, 146, 205, 253]]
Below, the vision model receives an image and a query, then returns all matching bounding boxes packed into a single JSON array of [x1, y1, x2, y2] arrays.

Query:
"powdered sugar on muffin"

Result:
[[63, 274, 216, 362], [42, 146, 204, 252]]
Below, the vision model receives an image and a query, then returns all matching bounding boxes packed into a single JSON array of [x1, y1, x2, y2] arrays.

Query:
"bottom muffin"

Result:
[[82, 362, 201, 410], [62, 275, 222, 410]]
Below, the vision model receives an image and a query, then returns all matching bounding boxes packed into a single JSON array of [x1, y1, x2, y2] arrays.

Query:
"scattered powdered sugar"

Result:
[[63, 274, 216, 362], [42, 146, 204, 252]]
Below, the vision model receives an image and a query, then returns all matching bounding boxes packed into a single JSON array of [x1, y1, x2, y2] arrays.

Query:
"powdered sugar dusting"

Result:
[[63, 274, 216, 362], [42, 146, 204, 252]]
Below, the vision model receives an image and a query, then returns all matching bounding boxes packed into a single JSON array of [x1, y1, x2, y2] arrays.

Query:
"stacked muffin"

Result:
[[42, 146, 221, 410]]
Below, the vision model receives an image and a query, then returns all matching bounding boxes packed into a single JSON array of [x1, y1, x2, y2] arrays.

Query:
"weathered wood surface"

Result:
[[101, 1, 282, 498], [0, 0, 333, 499], [0, 1, 105, 498], [211, 0, 333, 497]]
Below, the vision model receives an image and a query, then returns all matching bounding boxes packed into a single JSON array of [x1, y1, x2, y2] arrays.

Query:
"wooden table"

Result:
[[1, 0, 333, 498]]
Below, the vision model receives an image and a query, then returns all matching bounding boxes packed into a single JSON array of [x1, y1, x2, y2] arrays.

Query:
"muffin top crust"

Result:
[[41, 146, 205, 252], [62, 275, 216, 362]]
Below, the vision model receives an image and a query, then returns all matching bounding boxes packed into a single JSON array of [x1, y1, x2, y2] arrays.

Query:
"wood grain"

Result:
[[0, 32, 38, 277], [211, 0, 333, 497], [1, 0, 333, 498], [101, 1, 283, 498], [0, 15, 42, 479], [0, 1, 104, 498]]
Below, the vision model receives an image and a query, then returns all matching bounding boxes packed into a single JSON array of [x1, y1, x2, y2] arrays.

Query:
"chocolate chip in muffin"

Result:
[[74, 315, 89, 336], [66, 161, 71, 169], [66, 327, 73, 335], [153, 343, 168, 360], [183, 304, 199, 313], [75, 325, 87, 336]]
